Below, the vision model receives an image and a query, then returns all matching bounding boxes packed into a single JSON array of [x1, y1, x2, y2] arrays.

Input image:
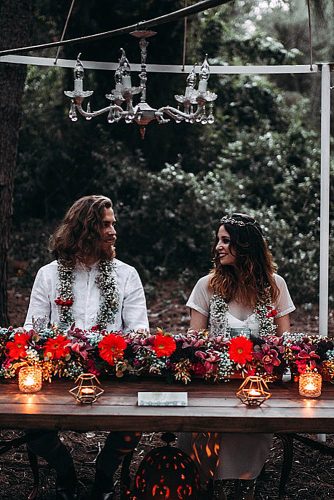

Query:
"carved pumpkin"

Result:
[[132, 433, 200, 499]]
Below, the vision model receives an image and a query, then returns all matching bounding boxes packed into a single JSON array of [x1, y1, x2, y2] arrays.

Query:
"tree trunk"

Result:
[[0, 0, 33, 325]]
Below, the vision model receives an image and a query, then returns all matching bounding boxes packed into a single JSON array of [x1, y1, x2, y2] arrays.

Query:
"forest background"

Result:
[[1, 2, 334, 498], [1, 0, 333, 332]]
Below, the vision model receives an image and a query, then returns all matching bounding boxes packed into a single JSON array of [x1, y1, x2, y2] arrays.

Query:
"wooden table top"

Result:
[[1, 378, 334, 433]]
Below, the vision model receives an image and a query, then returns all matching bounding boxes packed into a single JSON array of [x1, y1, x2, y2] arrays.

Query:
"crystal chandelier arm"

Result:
[[76, 103, 124, 119], [157, 105, 204, 121]]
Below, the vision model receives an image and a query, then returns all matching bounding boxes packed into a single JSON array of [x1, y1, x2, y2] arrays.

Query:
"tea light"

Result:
[[236, 375, 271, 407], [69, 373, 104, 404], [19, 366, 42, 393], [248, 389, 262, 397], [299, 371, 322, 398], [81, 387, 95, 395]]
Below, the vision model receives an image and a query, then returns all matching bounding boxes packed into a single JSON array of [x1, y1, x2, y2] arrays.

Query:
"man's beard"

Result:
[[100, 242, 116, 260]]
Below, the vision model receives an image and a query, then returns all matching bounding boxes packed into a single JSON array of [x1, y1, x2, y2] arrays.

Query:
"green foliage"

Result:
[[11, 0, 334, 309]]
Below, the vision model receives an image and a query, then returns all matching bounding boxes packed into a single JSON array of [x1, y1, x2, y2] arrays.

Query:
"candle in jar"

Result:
[[299, 372, 322, 398], [19, 366, 42, 393]]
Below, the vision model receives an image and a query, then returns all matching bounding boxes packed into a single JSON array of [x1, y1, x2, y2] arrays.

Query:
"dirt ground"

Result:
[[1, 278, 334, 499]]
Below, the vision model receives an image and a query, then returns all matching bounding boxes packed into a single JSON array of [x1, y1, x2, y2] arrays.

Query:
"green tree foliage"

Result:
[[12, 0, 334, 308]]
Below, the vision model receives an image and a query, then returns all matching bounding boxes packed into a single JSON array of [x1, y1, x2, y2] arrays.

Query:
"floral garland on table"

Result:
[[55, 259, 119, 329], [1, 326, 334, 384], [209, 293, 277, 337]]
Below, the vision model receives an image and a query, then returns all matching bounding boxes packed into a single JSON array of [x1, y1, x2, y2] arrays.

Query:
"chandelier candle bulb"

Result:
[[74, 79, 83, 92], [18, 366, 42, 393], [122, 75, 132, 88], [198, 79, 208, 93], [299, 372, 322, 398]]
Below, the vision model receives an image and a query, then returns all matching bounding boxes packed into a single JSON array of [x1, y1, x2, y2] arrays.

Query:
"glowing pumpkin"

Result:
[[132, 433, 200, 499]]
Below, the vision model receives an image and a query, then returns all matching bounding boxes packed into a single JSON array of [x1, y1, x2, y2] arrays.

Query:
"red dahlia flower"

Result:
[[228, 336, 253, 365], [153, 334, 176, 358], [98, 333, 127, 365], [6, 332, 30, 359], [44, 335, 70, 359]]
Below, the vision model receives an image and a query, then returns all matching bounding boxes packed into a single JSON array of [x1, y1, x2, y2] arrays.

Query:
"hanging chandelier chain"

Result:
[[54, 0, 77, 65], [0, 0, 229, 57], [182, 0, 188, 71], [306, 0, 313, 70], [139, 37, 149, 103]]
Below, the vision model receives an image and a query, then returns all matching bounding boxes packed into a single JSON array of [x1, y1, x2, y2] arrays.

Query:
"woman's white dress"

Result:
[[178, 273, 295, 481]]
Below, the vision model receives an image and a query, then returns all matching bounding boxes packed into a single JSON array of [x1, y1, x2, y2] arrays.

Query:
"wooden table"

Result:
[[1, 378, 334, 433]]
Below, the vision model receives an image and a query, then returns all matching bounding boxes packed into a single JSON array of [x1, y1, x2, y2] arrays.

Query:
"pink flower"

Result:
[[193, 362, 206, 377], [86, 358, 101, 377], [71, 341, 90, 360]]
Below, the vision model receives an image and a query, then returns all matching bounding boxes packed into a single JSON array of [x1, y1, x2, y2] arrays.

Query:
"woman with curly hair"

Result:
[[179, 213, 295, 499]]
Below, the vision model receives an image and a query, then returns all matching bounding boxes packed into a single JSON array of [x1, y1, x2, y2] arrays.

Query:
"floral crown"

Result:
[[220, 215, 256, 227]]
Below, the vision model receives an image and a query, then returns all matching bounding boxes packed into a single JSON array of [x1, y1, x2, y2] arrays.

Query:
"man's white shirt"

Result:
[[24, 259, 149, 332]]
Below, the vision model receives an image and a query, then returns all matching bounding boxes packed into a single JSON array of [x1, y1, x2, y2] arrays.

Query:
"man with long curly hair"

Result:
[[24, 195, 149, 500]]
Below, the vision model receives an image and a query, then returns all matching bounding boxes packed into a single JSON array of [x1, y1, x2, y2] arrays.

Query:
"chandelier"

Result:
[[64, 30, 217, 138]]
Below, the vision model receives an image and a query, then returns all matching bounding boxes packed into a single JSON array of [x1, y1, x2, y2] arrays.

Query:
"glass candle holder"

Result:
[[18, 366, 42, 393], [299, 371, 322, 398]]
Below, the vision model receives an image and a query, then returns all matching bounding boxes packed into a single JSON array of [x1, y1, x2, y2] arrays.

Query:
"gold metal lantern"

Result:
[[69, 373, 104, 404], [236, 375, 272, 407]]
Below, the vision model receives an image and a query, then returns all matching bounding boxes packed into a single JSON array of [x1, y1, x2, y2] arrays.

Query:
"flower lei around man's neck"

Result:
[[55, 259, 119, 329], [209, 292, 278, 337]]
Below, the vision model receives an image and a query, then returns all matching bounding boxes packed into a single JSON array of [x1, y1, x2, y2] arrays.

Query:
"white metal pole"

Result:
[[0, 55, 320, 74], [319, 63, 331, 336]]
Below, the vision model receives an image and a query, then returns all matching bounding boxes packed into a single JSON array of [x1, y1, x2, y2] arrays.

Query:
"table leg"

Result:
[[120, 450, 134, 499], [276, 433, 294, 498], [26, 448, 39, 500]]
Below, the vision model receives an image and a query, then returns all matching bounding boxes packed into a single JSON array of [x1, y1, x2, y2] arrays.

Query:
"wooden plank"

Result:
[[1, 406, 334, 433]]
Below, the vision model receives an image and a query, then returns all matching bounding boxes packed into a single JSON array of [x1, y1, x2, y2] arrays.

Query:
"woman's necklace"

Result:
[[209, 293, 277, 337], [55, 259, 119, 329]]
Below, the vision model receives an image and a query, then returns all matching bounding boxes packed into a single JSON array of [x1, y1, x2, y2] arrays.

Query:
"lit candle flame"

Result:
[[24, 376, 35, 386], [248, 389, 261, 397]]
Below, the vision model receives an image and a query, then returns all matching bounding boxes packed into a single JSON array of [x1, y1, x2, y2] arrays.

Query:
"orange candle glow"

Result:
[[248, 389, 261, 397], [18, 366, 42, 393], [80, 387, 95, 395], [299, 372, 322, 398]]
